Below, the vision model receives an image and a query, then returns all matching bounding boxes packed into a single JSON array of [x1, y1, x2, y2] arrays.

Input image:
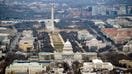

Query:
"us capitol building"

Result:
[[39, 39, 97, 62]]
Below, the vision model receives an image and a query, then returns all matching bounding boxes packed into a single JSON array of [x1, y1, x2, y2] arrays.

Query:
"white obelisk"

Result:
[[51, 6, 54, 33]]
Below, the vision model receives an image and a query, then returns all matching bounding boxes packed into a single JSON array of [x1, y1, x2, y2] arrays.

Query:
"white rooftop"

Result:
[[63, 39, 73, 54], [0, 27, 7, 30], [19, 39, 34, 45], [92, 59, 103, 64], [0, 33, 9, 36], [65, 39, 72, 45], [9, 62, 43, 68]]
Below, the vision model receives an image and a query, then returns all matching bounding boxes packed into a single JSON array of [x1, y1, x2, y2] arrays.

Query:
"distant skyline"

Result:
[[0, 0, 131, 6]]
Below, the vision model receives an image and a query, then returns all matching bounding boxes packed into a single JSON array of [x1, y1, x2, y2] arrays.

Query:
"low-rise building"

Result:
[[0, 27, 17, 50], [123, 40, 132, 53], [0, 33, 9, 44], [19, 30, 34, 52], [19, 38, 34, 52], [0, 33, 10, 51], [119, 59, 132, 68], [107, 17, 132, 28], [0, 27, 17, 37], [78, 30, 93, 40], [86, 38, 106, 51], [92, 20, 106, 28], [81, 59, 113, 74], [101, 28, 132, 44], [5, 61, 47, 74], [22, 30, 33, 38], [0, 51, 5, 58], [52, 67, 64, 74]]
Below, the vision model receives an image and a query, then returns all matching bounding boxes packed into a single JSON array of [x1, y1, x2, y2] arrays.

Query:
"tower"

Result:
[[51, 6, 55, 33], [45, 6, 55, 33]]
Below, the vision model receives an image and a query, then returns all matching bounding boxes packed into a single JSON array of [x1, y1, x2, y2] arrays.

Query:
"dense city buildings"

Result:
[[101, 28, 132, 44], [0, 0, 132, 74], [0, 27, 17, 51]]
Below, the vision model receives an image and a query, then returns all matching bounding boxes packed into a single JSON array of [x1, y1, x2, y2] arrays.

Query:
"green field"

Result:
[[51, 34, 64, 52]]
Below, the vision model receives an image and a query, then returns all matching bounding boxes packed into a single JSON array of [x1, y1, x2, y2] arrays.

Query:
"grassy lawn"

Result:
[[54, 43, 64, 52], [51, 34, 64, 52]]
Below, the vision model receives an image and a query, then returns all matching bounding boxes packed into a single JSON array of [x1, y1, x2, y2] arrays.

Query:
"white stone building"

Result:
[[19, 30, 34, 52], [39, 39, 97, 61], [93, 20, 105, 28], [63, 39, 73, 54], [78, 30, 93, 40], [5, 61, 46, 74], [86, 38, 106, 51], [81, 59, 113, 74]]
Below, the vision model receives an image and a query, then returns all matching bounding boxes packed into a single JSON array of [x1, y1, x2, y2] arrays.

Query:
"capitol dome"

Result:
[[63, 39, 73, 54]]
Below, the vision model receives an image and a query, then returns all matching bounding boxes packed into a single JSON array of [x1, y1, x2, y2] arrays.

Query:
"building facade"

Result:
[[78, 30, 93, 40], [5, 61, 46, 74], [39, 39, 97, 61], [81, 59, 113, 74], [19, 30, 34, 52]]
